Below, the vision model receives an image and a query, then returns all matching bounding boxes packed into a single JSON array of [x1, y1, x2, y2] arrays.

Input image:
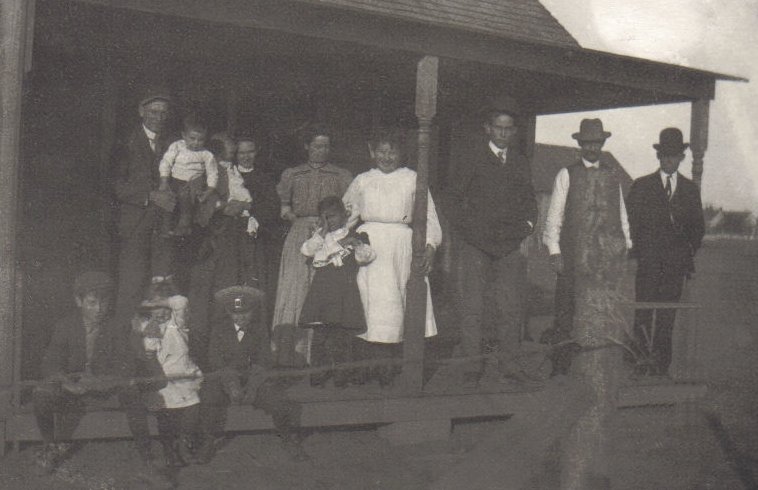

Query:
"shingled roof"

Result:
[[292, 0, 580, 48]]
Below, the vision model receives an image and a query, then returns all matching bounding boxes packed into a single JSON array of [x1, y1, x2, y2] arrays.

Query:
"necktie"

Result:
[[665, 175, 672, 200], [497, 150, 506, 165]]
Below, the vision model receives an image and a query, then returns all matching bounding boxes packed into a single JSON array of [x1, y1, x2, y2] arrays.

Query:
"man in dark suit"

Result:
[[627, 128, 705, 375], [196, 286, 306, 463], [113, 87, 175, 319], [446, 105, 538, 384]]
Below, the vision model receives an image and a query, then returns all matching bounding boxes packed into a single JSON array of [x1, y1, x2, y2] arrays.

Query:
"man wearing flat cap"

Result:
[[627, 128, 705, 375], [541, 119, 633, 375], [113, 86, 176, 320], [32, 272, 122, 472], [196, 286, 307, 463]]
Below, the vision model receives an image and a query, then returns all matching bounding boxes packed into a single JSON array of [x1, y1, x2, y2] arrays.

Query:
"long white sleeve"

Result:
[[158, 141, 181, 178], [619, 187, 633, 250], [543, 168, 569, 255], [426, 191, 443, 248], [300, 231, 325, 257]]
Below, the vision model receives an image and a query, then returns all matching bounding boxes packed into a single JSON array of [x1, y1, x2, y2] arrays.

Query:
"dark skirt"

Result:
[[299, 258, 366, 333]]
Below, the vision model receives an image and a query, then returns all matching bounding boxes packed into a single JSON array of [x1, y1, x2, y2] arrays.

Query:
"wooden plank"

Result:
[[432, 380, 590, 490], [0, 0, 28, 404], [9, 389, 555, 442], [617, 383, 708, 408], [72, 0, 720, 100]]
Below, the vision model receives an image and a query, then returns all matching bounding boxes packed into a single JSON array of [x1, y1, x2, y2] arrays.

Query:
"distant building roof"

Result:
[[532, 143, 632, 194], [292, 0, 580, 49]]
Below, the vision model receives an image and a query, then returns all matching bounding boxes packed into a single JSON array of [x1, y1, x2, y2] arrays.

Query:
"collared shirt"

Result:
[[488, 141, 507, 164], [543, 158, 632, 255], [83, 321, 101, 373], [660, 170, 678, 196], [142, 125, 157, 152], [234, 323, 245, 342]]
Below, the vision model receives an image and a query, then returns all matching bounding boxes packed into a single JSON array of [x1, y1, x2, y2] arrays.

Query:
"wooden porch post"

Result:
[[690, 98, 710, 189], [399, 55, 438, 392], [0, 0, 30, 451]]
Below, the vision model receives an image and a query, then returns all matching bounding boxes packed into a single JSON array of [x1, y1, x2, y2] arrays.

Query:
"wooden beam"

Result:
[[0, 0, 28, 393], [690, 98, 710, 189], [399, 55, 438, 392], [71, 0, 718, 101]]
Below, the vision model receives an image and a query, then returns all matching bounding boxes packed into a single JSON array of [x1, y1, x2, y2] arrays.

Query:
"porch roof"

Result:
[[62, 0, 745, 113]]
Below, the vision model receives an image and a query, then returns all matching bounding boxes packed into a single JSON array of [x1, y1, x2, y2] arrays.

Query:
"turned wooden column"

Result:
[[399, 55, 438, 392], [690, 98, 710, 189]]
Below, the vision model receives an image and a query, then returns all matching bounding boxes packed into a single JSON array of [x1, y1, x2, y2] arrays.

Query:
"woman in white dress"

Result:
[[342, 129, 442, 385]]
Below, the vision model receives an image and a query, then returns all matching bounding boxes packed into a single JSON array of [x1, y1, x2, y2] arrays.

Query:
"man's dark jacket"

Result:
[[207, 312, 272, 373], [627, 171, 705, 273], [41, 313, 118, 378], [446, 143, 538, 257], [112, 126, 172, 238]]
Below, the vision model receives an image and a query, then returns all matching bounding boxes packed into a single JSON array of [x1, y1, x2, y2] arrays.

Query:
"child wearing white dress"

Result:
[[133, 278, 202, 467]]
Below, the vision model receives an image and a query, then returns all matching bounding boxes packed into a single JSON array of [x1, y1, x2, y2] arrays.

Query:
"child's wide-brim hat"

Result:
[[214, 286, 266, 314], [138, 298, 171, 312]]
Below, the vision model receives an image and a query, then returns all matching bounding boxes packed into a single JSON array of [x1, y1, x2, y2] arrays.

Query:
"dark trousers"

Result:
[[116, 205, 174, 319], [634, 259, 686, 371], [155, 405, 199, 446], [309, 326, 359, 387], [553, 269, 575, 336], [456, 241, 527, 374], [33, 384, 97, 443], [199, 376, 301, 439]]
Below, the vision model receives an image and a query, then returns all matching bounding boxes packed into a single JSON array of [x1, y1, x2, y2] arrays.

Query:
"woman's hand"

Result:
[[419, 244, 436, 275]]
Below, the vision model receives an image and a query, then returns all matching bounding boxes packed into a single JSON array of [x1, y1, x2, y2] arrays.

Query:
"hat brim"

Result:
[[653, 142, 689, 154], [140, 94, 172, 107], [572, 131, 611, 141]]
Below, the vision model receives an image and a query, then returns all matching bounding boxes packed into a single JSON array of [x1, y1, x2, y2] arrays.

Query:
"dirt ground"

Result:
[[2, 238, 756, 489]]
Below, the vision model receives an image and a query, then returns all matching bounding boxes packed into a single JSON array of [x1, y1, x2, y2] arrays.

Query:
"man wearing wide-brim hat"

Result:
[[627, 127, 705, 376], [541, 118, 633, 375], [196, 286, 308, 463]]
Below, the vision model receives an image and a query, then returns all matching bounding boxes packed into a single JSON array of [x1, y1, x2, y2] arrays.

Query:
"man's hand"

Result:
[[419, 244, 436, 275], [549, 253, 564, 274]]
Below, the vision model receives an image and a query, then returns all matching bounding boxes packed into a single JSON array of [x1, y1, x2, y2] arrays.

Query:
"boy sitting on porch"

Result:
[[197, 286, 308, 464], [131, 278, 202, 468], [32, 272, 124, 474], [157, 114, 219, 236]]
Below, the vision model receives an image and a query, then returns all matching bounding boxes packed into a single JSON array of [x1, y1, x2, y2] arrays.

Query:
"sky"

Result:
[[538, 0, 757, 212]]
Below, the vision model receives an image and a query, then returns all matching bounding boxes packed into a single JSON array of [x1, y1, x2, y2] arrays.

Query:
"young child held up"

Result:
[[132, 277, 202, 467], [298, 196, 376, 388], [158, 114, 219, 236]]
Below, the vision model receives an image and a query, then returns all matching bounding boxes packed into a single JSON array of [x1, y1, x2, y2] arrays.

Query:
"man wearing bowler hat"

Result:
[[627, 128, 705, 375], [113, 86, 176, 321], [196, 286, 307, 463], [541, 119, 633, 375]]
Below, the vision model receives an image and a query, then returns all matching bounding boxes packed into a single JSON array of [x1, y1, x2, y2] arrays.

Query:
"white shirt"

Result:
[[660, 170, 678, 196], [488, 141, 506, 164], [143, 125, 157, 152], [158, 139, 219, 188], [543, 159, 632, 255], [234, 323, 245, 342]]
